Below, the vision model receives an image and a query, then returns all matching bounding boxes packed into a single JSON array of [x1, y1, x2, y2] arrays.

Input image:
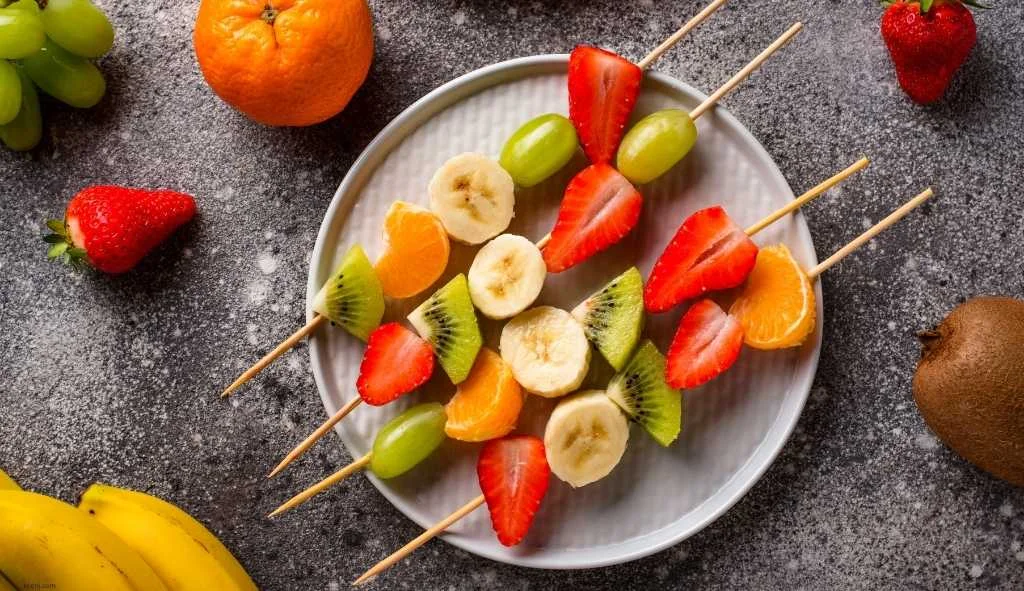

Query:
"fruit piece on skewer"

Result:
[[666, 299, 744, 389], [616, 109, 698, 185], [266, 322, 433, 477], [445, 348, 524, 442], [606, 340, 682, 446], [408, 274, 483, 384], [354, 435, 551, 585], [477, 435, 551, 546], [499, 114, 579, 188], [310, 244, 385, 341], [568, 45, 643, 165], [428, 153, 515, 245], [499, 306, 591, 398], [544, 389, 629, 488], [540, 163, 643, 273], [644, 156, 872, 313], [467, 234, 547, 320], [732, 188, 935, 350], [645, 205, 759, 313], [571, 266, 645, 371], [374, 201, 450, 299], [0, 469, 20, 491], [730, 244, 815, 350], [268, 403, 447, 517]]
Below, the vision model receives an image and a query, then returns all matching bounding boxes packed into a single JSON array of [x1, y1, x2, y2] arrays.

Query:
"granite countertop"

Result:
[[2, 0, 1023, 589]]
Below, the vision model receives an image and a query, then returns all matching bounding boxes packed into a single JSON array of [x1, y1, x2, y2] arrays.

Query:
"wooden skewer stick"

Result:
[[690, 22, 802, 121], [222, 314, 328, 398], [267, 453, 372, 519], [744, 157, 870, 236], [535, 23, 804, 251], [636, 0, 728, 70], [353, 495, 486, 586], [807, 187, 933, 280], [267, 396, 364, 478]]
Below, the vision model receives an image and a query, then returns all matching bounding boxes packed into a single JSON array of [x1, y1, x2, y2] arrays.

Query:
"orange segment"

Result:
[[729, 244, 816, 350], [374, 202, 450, 299], [445, 348, 524, 442]]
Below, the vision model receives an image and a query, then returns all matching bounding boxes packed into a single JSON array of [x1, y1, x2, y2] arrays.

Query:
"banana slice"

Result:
[[544, 389, 629, 487], [468, 234, 547, 319], [428, 153, 515, 245], [499, 306, 590, 397]]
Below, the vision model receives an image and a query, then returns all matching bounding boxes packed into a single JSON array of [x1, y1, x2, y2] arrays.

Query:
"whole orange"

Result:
[[193, 0, 374, 127]]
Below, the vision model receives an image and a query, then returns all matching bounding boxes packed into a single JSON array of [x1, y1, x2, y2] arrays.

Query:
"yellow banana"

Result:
[[0, 572, 16, 591], [0, 469, 19, 491], [0, 490, 168, 591], [79, 483, 257, 591]]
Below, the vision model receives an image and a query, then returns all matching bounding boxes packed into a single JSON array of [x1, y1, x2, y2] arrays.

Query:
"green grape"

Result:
[[369, 402, 447, 479], [616, 109, 698, 185], [499, 113, 578, 187], [0, 60, 22, 125], [0, 7, 45, 59], [40, 0, 113, 58], [0, 68, 42, 151], [21, 39, 105, 108]]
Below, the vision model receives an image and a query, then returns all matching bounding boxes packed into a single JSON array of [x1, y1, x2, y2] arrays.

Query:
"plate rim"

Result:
[[307, 53, 823, 569]]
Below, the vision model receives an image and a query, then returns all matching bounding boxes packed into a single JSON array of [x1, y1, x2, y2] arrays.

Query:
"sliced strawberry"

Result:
[[477, 435, 551, 547], [666, 299, 744, 389], [357, 323, 434, 406], [644, 206, 759, 313], [568, 45, 642, 164], [542, 164, 642, 273]]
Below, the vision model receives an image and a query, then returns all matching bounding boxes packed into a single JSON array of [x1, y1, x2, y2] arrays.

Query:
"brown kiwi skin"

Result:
[[913, 296, 1024, 487]]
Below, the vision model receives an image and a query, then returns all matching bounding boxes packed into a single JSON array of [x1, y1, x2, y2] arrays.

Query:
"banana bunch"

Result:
[[0, 469, 257, 591]]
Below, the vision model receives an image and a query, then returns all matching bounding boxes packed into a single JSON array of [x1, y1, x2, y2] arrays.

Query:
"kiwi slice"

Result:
[[571, 267, 645, 371], [606, 340, 682, 446], [407, 274, 482, 384], [311, 244, 385, 342]]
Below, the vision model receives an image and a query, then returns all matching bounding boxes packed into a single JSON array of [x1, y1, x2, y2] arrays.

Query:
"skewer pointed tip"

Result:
[[352, 573, 373, 586], [267, 459, 289, 479]]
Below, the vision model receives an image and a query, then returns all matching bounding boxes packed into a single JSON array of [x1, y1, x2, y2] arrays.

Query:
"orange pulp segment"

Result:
[[729, 244, 816, 350], [374, 201, 450, 299], [445, 348, 524, 442]]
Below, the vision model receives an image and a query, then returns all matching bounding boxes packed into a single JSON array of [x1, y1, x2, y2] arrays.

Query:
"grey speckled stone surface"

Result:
[[2, 0, 1023, 589]]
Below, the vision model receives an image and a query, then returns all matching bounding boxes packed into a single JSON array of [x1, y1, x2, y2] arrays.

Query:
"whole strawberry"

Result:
[[881, 0, 982, 104], [44, 186, 196, 274]]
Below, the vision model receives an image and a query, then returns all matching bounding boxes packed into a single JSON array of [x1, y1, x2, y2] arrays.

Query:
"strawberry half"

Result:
[[644, 206, 758, 313], [568, 45, 642, 164], [666, 299, 744, 389], [357, 323, 434, 406], [541, 164, 643, 273], [44, 186, 196, 274], [477, 435, 551, 546]]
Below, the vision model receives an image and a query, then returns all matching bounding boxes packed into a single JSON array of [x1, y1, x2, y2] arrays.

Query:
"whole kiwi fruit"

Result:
[[913, 296, 1024, 486]]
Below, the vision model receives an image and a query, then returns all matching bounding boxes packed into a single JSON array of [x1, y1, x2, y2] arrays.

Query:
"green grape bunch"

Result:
[[0, 0, 113, 151]]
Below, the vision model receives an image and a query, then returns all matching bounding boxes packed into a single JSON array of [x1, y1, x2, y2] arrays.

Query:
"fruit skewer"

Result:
[[269, 163, 859, 480], [219, 0, 726, 400], [537, 22, 804, 266], [354, 188, 935, 585], [670, 187, 936, 388]]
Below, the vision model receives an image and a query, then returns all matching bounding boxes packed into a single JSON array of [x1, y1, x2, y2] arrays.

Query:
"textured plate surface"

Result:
[[308, 55, 823, 569]]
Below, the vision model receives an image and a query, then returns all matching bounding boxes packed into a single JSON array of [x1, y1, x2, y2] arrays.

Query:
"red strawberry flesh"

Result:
[[357, 323, 434, 406], [477, 435, 551, 547], [644, 206, 758, 313], [59, 186, 196, 274], [542, 163, 643, 273], [666, 299, 744, 389], [568, 45, 642, 164]]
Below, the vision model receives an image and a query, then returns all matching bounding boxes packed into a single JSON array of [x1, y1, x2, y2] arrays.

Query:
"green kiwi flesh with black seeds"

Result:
[[606, 340, 682, 446], [571, 267, 645, 371], [312, 244, 385, 342], [407, 274, 482, 384]]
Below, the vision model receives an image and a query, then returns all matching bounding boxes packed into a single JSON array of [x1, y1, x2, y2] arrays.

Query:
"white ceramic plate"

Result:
[[308, 55, 823, 569]]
